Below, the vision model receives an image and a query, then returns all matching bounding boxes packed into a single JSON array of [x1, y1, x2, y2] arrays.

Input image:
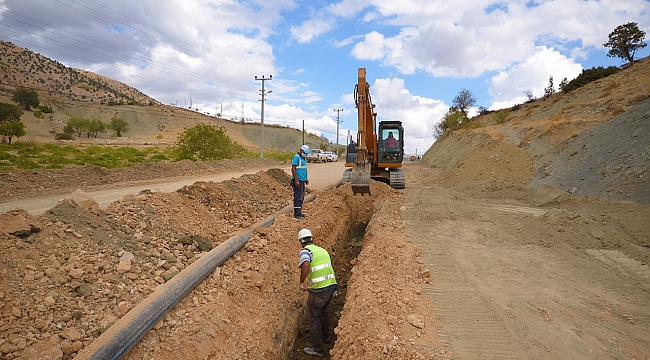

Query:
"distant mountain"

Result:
[[0, 40, 158, 106], [0, 40, 330, 153]]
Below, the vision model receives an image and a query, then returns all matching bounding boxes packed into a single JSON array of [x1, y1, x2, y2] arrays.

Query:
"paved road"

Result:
[[0, 161, 345, 215]]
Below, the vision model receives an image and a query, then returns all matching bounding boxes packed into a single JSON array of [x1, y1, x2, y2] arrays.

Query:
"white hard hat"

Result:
[[300, 145, 310, 154], [298, 228, 313, 242]]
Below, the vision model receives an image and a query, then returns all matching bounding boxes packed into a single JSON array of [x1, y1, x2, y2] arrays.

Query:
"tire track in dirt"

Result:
[[404, 188, 522, 360]]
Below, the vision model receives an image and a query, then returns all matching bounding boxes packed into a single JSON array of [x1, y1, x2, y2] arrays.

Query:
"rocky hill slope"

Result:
[[423, 56, 650, 204]]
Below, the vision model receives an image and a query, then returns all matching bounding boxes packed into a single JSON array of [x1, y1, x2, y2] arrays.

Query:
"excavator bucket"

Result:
[[350, 162, 371, 195]]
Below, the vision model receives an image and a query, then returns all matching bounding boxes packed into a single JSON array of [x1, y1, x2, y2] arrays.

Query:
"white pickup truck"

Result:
[[306, 149, 327, 163]]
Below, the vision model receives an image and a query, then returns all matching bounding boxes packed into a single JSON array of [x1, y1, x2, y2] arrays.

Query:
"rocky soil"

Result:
[[1, 54, 649, 360]]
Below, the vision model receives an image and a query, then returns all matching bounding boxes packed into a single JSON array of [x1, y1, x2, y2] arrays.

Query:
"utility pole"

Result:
[[255, 75, 272, 158], [302, 119, 305, 145], [333, 108, 343, 156]]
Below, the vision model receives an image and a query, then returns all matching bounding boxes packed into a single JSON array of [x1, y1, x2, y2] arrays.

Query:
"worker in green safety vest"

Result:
[[297, 228, 338, 357]]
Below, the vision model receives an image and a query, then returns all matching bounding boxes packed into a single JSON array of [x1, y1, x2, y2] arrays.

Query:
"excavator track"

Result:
[[342, 168, 405, 191], [389, 168, 405, 189]]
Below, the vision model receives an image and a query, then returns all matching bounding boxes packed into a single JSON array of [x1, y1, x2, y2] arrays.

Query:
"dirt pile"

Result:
[[0, 168, 295, 359], [0, 158, 281, 203]]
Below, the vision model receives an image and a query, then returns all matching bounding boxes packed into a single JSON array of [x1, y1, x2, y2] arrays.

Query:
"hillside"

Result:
[[0, 40, 327, 153], [423, 56, 650, 204]]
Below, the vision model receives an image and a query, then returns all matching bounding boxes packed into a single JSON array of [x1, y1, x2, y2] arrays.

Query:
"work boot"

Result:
[[303, 347, 324, 357], [294, 209, 306, 219]]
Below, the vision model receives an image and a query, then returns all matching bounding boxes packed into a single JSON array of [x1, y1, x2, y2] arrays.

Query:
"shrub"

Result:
[[563, 66, 619, 93], [55, 132, 74, 140], [174, 123, 245, 161], [494, 109, 510, 124]]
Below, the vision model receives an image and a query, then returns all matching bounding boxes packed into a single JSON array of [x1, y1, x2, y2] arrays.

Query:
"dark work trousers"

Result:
[[307, 287, 335, 353], [293, 180, 306, 216]]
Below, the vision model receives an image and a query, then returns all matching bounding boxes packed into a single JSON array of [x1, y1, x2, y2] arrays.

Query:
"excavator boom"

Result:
[[350, 68, 374, 195]]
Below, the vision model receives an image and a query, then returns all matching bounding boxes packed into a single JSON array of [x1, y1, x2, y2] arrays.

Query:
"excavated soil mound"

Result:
[[422, 132, 534, 188], [0, 168, 297, 359], [0, 158, 282, 203]]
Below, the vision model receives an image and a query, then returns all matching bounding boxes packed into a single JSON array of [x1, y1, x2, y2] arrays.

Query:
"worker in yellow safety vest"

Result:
[[297, 228, 338, 357]]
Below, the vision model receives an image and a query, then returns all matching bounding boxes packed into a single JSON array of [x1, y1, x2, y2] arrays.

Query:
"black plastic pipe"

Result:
[[73, 184, 339, 360]]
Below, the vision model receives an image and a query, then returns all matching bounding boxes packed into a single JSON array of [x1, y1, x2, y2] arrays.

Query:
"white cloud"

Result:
[[371, 77, 448, 154], [351, 31, 388, 61], [346, 0, 649, 80], [290, 17, 335, 44], [487, 46, 583, 109]]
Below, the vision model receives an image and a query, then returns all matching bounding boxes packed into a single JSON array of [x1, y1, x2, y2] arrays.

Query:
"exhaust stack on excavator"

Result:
[[343, 68, 405, 195]]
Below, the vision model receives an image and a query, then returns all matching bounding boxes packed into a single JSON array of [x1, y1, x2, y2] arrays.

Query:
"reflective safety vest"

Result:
[[305, 244, 337, 290], [292, 153, 308, 181]]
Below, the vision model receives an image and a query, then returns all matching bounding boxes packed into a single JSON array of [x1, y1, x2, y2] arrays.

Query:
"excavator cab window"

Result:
[[378, 123, 403, 163]]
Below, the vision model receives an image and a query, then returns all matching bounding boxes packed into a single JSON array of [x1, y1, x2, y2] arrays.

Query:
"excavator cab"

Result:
[[378, 121, 404, 164]]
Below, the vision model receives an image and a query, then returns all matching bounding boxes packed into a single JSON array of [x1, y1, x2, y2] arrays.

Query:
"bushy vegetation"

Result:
[[0, 102, 26, 144], [434, 89, 480, 138], [38, 105, 54, 113], [11, 88, 39, 110], [0, 142, 170, 171], [562, 66, 620, 93], [173, 123, 245, 161], [62, 116, 127, 138]]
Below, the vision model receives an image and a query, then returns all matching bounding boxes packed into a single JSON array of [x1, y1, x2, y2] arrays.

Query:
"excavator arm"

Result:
[[350, 68, 375, 195]]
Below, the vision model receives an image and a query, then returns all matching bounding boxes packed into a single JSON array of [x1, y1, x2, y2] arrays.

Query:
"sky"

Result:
[[0, 0, 649, 155]]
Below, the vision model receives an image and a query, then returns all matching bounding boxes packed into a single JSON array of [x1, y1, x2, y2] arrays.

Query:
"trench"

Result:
[[287, 219, 368, 360], [73, 180, 374, 360]]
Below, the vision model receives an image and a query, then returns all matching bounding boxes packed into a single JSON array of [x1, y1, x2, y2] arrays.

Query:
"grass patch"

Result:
[[0, 142, 284, 171], [0, 142, 172, 171], [240, 149, 293, 162]]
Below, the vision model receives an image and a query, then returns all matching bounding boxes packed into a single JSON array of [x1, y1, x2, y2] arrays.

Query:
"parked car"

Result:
[[306, 149, 327, 163], [324, 151, 338, 162]]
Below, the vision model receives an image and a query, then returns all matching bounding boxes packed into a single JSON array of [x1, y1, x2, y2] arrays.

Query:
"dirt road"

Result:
[[0, 161, 345, 215], [403, 163, 650, 360]]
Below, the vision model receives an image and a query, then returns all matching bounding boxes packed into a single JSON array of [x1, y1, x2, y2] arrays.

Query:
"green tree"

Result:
[[434, 106, 464, 139], [543, 76, 555, 98], [0, 119, 26, 144], [108, 117, 129, 137], [86, 118, 106, 138], [64, 117, 89, 137], [603, 22, 647, 63], [0, 102, 24, 122], [0, 102, 25, 144], [558, 77, 568, 92], [175, 123, 244, 161], [11, 88, 40, 110], [33, 109, 44, 123], [452, 89, 477, 116]]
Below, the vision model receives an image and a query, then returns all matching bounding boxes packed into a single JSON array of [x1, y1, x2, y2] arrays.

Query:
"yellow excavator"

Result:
[[343, 68, 405, 195]]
